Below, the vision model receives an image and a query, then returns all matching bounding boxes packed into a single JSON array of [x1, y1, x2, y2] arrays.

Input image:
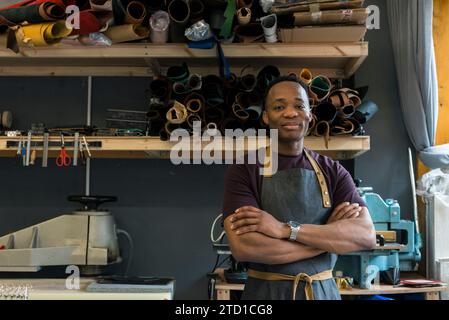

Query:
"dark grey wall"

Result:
[[355, 0, 414, 219], [0, 0, 412, 299]]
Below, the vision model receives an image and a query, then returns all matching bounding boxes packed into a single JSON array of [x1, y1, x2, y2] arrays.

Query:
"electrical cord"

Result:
[[117, 229, 134, 277], [211, 213, 226, 243]]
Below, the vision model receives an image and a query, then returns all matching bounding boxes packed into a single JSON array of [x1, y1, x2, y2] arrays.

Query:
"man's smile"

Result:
[[281, 122, 303, 130]]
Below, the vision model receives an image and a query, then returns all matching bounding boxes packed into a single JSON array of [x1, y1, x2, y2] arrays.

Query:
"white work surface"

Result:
[[0, 278, 173, 300]]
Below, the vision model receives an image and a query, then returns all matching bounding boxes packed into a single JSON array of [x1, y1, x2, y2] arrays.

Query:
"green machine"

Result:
[[334, 187, 422, 289]]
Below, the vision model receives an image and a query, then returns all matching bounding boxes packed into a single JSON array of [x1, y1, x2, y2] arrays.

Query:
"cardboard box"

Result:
[[272, 0, 365, 15], [278, 25, 367, 43], [294, 8, 369, 26]]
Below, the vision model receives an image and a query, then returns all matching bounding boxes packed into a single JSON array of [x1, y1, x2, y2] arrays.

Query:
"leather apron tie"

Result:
[[247, 269, 334, 300]]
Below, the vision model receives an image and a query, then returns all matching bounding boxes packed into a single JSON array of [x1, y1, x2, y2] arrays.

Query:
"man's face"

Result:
[[262, 81, 312, 143]]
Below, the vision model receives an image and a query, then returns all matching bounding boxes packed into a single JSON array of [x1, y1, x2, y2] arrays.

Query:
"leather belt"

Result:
[[248, 269, 334, 300]]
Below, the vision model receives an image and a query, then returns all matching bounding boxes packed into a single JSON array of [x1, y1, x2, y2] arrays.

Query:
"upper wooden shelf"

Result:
[[0, 42, 368, 78], [0, 135, 370, 160]]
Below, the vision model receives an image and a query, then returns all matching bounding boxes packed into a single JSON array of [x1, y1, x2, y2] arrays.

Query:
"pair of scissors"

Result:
[[56, 134, 71, 167]]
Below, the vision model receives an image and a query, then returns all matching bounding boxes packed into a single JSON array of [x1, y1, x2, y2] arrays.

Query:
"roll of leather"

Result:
[[257, 65, 280, 91], [203, 75, 224, 107], [299, 68, 313, 85], [204, 106, 224, 123], [167, 62, 189, 83], [167, 0, 190, 43], [329, 89, 352, 108], [189, 0, 204, 23], [146, 109, 160, 121], [240, 74, 257, 92], [149, 77, 170, 100], [2, 0, 64, 9], [306, 114, 317, 136], [185, 92, 204, 113], [353, 100, 379, 124], [0, 110, 13, 129], [237, 0, 252, 9], [223, 73, 238, 89], [148, 0, 164, 12], [337, 104, 355, 119], [260, 13, 277, 43], [187, 73, 202, 91], [149, 10, 169, 43], [70, 10, 101, 36], [186, 113, 202, 128], [313, 102, 337, 123], [246, 105, 261, 121], [331, 118, 354, 135], [234, 22, 264, 43], [271, 0, 364, 15], [112, 0, 126, 25], [90, 0, 112, 11], [124, 1, 146, 24], [18, 20, 72, 46], [103, 23, 149, 43], [236, 7, 250, 25], [313, 120, 330, 148], [67, 0, 91, 10], [309, 75, 332, 103], [166, 100, 188, 124], [248, 90, 262, 106], [235, 91, 249, 108], [0, 2, 65, 25], [232, 103, 249, 121]]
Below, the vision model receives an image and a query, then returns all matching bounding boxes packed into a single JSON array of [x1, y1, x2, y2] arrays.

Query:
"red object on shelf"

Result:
[[0, 245, 5, 250]]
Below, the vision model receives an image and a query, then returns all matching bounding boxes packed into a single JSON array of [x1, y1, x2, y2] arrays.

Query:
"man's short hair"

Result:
[[262, 75, 309, 110]]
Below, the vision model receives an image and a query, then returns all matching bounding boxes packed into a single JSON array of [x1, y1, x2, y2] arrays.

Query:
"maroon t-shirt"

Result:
[[222, 149, 365, 219]]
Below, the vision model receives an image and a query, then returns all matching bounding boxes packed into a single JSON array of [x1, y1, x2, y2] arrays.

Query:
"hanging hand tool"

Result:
[[16, 139, 22, 165], [25, 131, 32, 167], [42, 132, 49, 168], [82, 136, 91, 158], [56, 134, 71, 167], [73, 132, 79, 166], [21, 138, 26, 166]]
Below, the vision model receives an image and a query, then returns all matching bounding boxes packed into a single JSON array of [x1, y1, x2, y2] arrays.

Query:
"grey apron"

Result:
[[241, 150, 341, 300]]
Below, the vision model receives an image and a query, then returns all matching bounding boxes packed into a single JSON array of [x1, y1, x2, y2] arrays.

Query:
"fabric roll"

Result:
[[90, 0, 112, 11], [187, 113, 202, 128], [103, 23, 149, 43], [124, 1, 146, 24], [166, 100, 188, 124], [187, 73, 202, 91], [306, 114, 317, 136], [149, 10, 169, 43], [185, 92, 205, 113], [331, 118, 354, 135], [313, 101, 337, 123], [18, 20, 72, 46], [246, 105, 261, 121], [168, 0, 190, 43], [189, 0, 204, 23], [148, 0, 164, 12], [234, 22, 264, 43], [0, 110, 13, 129], [237, 0, 252, 9], [0, 2, 65, 25], [336, 104, 355, 119], [313, 120, 330, 148], [167, 62, 189, 83], [257, 65, 280, 91], [309, 75, 332, 103], [353, 100, 379, 124], [260, 13, 277, 43], [69, 10, 101, 35], [236, 7, 250, 25], [232, 102, 249, 121], [149, 77, 170, 100], [2, 0, 64, 9], [235, 91, 249, 108], [240, 74, 257, 92], [299, 68, 313, 85]]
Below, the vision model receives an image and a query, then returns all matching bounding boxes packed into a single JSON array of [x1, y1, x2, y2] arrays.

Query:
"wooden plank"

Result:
[[0, 136, 371, 159]]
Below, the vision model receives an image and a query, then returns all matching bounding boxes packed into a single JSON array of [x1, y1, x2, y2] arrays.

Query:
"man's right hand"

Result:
[[327, 202, 363, 224]]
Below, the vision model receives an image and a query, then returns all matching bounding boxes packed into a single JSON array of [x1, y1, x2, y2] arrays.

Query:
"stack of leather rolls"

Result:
[[298, 68, 378, 147], [143, 64, 378, 141], [1, 0, 317, 47], [145, 64, 283, 140]]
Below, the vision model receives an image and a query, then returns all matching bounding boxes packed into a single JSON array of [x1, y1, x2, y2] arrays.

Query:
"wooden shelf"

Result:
[[0, 135, 369, 160], [0, 42, 368, 78]]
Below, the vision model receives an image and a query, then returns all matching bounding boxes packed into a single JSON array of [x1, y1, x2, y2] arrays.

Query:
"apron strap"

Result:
[[262, 146, 332, 208], [248, 269, 334, 300], [304, 149, 332, 208]]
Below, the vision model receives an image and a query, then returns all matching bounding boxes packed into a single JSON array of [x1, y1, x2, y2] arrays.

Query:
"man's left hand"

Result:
[[230, 206, 289, 239]]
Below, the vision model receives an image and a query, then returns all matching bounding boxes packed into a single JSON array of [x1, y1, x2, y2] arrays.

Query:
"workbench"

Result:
[[0, 278, 174, 300], [213, 272, 448, 300]]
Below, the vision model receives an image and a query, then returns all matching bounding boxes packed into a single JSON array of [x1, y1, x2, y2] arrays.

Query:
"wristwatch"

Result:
[[287, 221, 301, 241]]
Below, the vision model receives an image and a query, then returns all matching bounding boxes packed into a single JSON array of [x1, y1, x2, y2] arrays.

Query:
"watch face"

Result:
[[288, 221, 300, 228]]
